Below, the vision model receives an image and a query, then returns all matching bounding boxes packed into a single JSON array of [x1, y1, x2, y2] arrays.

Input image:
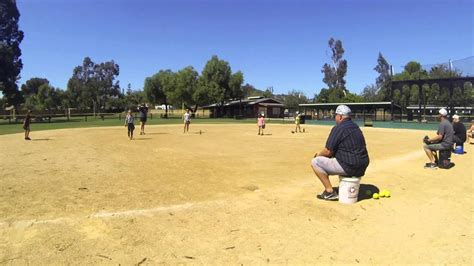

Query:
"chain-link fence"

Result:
[[392, 56, 474, 77]]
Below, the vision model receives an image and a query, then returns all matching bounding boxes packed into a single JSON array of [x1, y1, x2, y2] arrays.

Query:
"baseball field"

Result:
[[0, 123, 472, 264]]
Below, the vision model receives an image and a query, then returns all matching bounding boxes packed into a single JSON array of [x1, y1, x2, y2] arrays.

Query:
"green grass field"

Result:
[[1, 114, 449, 135]]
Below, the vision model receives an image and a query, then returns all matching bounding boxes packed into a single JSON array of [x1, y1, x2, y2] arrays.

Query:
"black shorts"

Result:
[[23, 125, 30, 130], [140, 117, 147, 123], [128, 123, 135, 131]]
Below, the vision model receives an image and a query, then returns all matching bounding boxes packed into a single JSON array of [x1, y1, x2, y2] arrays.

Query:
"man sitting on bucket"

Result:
[[311, 105, 370, 201], [423, 108, 454, 169]]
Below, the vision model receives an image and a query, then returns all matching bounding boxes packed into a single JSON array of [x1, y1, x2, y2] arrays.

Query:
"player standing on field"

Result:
[[125, 109, 135, 140], [183, 109, 191, 133], [137, 103, 148, 135]]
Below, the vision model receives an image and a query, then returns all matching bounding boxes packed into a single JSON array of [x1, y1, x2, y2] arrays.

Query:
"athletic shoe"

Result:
[[25, 137, 31, 140], [424, 163, 437, 169], [317, 190, 339, 201]]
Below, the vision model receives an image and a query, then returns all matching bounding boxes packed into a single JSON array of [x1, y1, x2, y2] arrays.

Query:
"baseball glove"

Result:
[[423, 135, 430, 145]]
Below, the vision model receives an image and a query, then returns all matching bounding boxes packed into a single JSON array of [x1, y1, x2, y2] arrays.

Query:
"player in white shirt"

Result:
[[183, 109, 191, 133]]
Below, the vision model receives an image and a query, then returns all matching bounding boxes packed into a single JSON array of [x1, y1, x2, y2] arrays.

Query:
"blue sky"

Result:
[[17, 0, 473, 97]]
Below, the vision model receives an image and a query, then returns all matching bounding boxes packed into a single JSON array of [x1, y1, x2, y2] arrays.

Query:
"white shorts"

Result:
[[311, 157, 347, 176]]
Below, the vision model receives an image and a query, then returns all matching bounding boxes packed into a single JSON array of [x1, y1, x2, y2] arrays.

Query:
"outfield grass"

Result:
[[1, 114, 449, 135]]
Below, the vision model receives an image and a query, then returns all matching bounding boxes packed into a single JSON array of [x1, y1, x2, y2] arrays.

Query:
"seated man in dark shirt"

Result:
[[311, 105, 370, 201], [452, 114, 466, 146], [423, 108, 454, 168]]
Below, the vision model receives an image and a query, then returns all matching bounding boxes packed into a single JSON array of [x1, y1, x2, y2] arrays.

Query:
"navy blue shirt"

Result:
[[325, 119, 370, 177], [452, 122, 466, 143], [138, 106, 148, 119]]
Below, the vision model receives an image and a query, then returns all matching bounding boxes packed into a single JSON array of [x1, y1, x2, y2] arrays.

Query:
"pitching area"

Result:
[[0, 124, 472, 264]]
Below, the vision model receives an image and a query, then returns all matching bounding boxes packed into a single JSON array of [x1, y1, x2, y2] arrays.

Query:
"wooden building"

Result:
[[204, 97, 284, 118]]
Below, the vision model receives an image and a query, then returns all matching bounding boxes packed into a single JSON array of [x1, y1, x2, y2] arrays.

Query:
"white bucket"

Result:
[[338, 176, 361, 204]]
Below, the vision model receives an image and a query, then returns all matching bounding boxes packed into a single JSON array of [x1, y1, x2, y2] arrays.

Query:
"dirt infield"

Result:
[[0, 124, 472, 264]]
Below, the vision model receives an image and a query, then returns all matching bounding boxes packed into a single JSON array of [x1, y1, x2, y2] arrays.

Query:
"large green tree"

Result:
[[321, 38, 347, 101], [241, 83, 269, 98], [391, 61, 429, 107], [284, 90, 309, 111], [194, 55, 236, 116], [144, 70, 176, 117], [124, 88, 145, 108], [197, 55, 231, 102], [36, 83, 61, 111], [66, 57, 120, 112], [229, 71, 244, 100], [21, 77, 49, 96], [361, 84, 379, 102], [314, 88, 330, 103], [0, 0, 24, 108], [174, 66, 199, 111], [23, 83, 62, 112], [373, 52, 391, 101]]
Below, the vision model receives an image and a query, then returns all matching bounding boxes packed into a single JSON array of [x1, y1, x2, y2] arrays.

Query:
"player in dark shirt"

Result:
[[311, 105, 370, 201], [23, 110, 32, 140], [452, 114, 466, 145], [137, 103, 149, 135], [423, 108, 454, 169]]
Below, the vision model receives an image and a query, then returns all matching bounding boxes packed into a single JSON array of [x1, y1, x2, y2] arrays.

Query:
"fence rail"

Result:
[[1, 110, 212, 125]]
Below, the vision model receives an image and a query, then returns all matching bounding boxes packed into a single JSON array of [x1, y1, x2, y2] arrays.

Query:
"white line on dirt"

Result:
[[0, 217, 74, 229], [0, 201, 218, 229], [366, 150, 423, 173], [91, 202, 199, 218]]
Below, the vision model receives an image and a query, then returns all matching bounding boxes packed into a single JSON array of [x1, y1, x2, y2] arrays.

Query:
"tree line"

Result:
[[316, 39, 473, 107], [1, 1, 472, 115]]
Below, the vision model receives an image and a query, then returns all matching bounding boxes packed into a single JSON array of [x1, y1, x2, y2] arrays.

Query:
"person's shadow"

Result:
[[333, 183, 380, 202], [357, 184, 380, 201]]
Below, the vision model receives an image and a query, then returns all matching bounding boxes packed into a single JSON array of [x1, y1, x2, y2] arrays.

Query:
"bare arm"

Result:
[[429, 134, 443, 143], [468, 125, 474, 134], [314, 147, 333, 158]]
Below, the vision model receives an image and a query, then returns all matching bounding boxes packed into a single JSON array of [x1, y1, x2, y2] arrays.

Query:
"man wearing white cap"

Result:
[[423, 108, 454, 168], [452, 114, 466, 146], [311, 105, 370, 201]]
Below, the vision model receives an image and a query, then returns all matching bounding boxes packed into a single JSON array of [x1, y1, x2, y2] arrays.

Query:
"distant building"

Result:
[[300, 102, 400, 121], [406, 105, 473, 122], [204, 96, 284, 118]]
